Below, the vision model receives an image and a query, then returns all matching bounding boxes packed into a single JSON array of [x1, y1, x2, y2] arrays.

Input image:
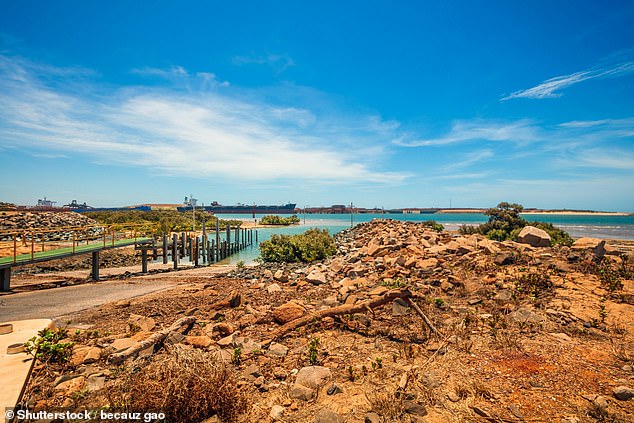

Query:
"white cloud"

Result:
[[0, 55, 407, 185], [395, 120, 539, 147], [502, 52, 634, 100]]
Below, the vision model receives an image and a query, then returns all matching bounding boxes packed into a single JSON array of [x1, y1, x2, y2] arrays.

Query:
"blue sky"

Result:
[[1, 1, 633, 211]]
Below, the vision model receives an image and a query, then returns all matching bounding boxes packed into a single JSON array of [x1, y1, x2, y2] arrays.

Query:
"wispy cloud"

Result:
[[0, 55, 406, 185], [131, 65, 230, 88], [395, 120, 539, 147], [502, 50, 634, 100], [232, 53, 295, 73]]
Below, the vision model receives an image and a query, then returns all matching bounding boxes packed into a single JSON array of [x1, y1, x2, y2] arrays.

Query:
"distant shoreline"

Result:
[[436, 209, 631, 216]]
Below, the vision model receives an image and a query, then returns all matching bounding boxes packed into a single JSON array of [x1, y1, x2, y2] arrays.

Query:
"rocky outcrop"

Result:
[[572, 237, 606, 257]]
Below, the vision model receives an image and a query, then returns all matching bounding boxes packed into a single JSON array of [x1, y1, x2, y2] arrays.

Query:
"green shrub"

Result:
[[259, 215, 300, 225], [24, 328, 75, 363], [457, 202, 572, 245], [259, 228, 336, 263], [420, 220, 444, 232]]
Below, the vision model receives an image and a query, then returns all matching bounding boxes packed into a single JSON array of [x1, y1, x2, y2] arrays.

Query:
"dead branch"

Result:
[[109, 316, 196, 364], [407, 298, 441, 337], [267, 288, 412, 342]]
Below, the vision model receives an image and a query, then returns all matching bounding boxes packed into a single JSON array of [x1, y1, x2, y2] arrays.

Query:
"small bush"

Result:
[[24, 328, 74, 363], [457, 202, 572, 245], [420, 220, 444, 232], [259, 215, 300, 225], [259, 228, 336, 263], [515, 271, 553, 298], [308, 338, 320, 365]]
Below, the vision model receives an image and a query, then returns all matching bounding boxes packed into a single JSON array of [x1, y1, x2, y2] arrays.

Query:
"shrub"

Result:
[[259, 228, 336, 263], [24, 328, 74, 363], [458, 202, 572, 245], [259, 215, 300, 225], [420, 220, 444, 232]]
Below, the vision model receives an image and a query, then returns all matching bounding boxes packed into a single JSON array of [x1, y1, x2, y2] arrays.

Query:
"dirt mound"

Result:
[[20, 219, 634, 422]]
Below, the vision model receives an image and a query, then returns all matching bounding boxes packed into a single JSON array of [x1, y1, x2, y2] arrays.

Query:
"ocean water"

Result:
[[211, 212, 634, 265]]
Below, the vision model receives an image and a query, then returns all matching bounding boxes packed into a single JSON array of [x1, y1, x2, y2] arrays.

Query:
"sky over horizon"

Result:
[[1, 1, 633, 211]]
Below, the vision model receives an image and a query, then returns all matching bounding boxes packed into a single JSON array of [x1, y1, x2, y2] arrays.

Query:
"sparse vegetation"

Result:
[[514, 271, 553, 298], [24, 328, 74, 363], [259, 228, 336, 263], [84, 210, 242, 234], [109, 345, 246, 422], [307, 337, 320, 365], [459, 202, 573, 245], [420, 220, 444, 232], [259, 214, 300, 225]]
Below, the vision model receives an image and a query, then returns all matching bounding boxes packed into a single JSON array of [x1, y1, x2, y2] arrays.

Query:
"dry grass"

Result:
[[108, 345, 246, 422], [365, 389, 408, 422]]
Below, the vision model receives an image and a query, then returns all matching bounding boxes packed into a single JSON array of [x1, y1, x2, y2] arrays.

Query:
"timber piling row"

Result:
[[136, 225, 257, 274]]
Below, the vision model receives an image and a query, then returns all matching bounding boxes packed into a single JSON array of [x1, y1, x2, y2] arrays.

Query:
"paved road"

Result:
[[0, 265, 234, 322]]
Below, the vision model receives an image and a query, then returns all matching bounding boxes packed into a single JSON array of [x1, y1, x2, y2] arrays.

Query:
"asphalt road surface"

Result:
[[0, 266, 233, 322]]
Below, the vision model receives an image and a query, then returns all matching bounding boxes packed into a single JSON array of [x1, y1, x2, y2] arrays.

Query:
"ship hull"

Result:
[[177, 204, 297, 214]]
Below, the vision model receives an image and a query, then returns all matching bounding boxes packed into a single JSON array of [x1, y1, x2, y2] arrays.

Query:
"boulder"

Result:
[[572, 237, 606, 257], [613, 386, 634, 401], [268, 342, 289, 357], [270, 405, 285, 421], [518, 226, 551, 247], [306, 269, 327, 285], [272, 301, 306, 324], [273, 269, 288, 282], [183, 335, 212, 348], [267, 283, 282, 293], [295, 366, 332, 389], [289, 384, 315, 401]]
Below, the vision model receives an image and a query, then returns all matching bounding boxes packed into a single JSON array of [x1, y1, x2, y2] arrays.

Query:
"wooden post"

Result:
[[91, 251, 100, 281], [255, 230, 258, 242], [141, 249, 148, 274], [215, 219, 220, 262], [181, 232, 186, 258], [202, 219, 207, 263], [210, 239, 215, 263], [226, 224, 231, 253], [194, 237, 199, 267], [72, 231, 76, 253], [202, 234, 207, 264], [152, 235, 158, 260], [31, 231, 34, 260], [172, 234, 178, 269], [162, 234, 168, 264], [1, 267, 11, 292]]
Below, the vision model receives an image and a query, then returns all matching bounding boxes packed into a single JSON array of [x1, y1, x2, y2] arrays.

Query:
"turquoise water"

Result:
[[214, 212, 634, 265]]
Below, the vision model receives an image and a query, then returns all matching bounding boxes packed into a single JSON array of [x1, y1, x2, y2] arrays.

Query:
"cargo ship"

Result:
[[178, 202, 297, 215]]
